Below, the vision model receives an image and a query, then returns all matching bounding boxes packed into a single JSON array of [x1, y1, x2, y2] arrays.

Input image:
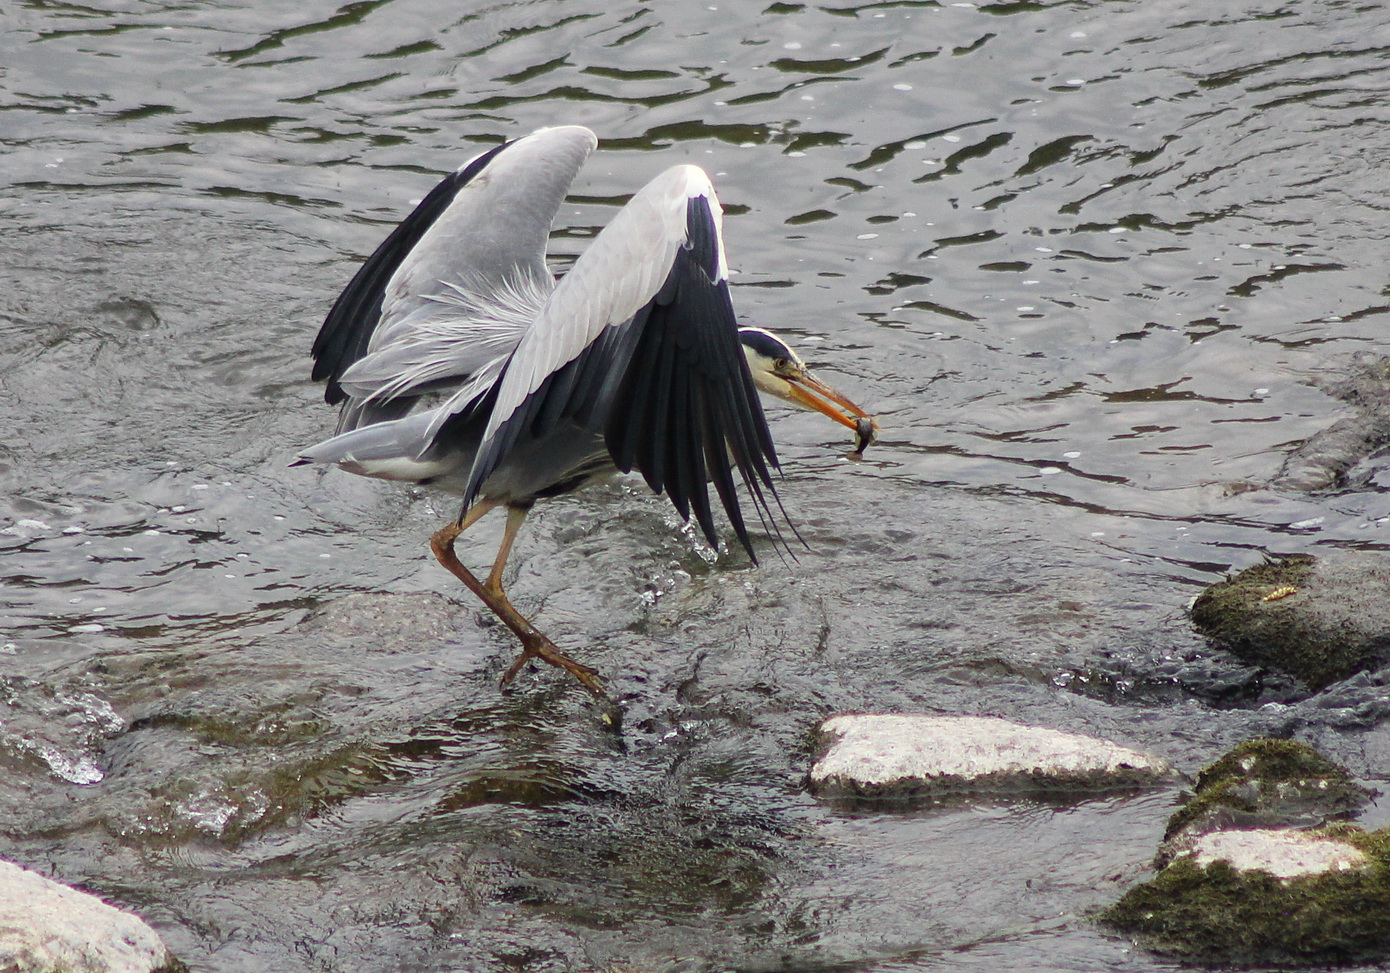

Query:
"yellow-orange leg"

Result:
[[429, 502, 606, 697]]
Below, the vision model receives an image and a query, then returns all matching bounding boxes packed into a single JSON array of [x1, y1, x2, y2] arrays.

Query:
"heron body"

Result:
[[300, 126, 873, 695]]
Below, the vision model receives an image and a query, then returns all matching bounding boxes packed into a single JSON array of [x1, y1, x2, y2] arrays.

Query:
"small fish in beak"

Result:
[[849, 415, 878, 461]]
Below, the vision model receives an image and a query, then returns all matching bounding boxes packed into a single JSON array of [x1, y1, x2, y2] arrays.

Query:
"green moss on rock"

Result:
[[1163, 739, 1373, 848], [1196, 739, 1355, 789], [1190, 553, 1390, 689], [1103, 829, 1390, 966], [1108, 740, 1386, 966]]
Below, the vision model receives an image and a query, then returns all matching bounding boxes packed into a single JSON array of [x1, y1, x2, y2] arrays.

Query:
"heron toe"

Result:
[[501, 640, 607, 697]]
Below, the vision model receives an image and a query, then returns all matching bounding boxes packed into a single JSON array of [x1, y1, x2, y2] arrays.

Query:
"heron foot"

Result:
[[501, 639, 607, 698]]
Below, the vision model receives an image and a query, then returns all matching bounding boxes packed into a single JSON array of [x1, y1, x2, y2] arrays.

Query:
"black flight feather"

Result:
[[458, 313, 645, 511], [602, 199, 783, 559]]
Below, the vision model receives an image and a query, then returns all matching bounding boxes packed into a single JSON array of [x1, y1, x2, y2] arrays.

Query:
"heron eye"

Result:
[[773, 357, 795, 375]]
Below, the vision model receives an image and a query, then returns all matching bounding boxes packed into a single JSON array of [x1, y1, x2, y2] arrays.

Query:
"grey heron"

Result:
[[299, 126, 874, 696]]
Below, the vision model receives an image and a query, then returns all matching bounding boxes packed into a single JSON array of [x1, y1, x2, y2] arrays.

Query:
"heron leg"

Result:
[[429, 503, 606, 697]]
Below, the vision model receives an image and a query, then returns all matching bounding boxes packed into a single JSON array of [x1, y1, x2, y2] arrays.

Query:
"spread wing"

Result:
[[459, 165, 786, 560], [309, 125, 599, 413]]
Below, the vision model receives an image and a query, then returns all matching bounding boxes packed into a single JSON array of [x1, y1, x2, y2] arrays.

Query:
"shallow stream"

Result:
[[5, 1, 1390, 970]]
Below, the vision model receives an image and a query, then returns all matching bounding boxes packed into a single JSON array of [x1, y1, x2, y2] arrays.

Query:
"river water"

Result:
[[4, 1, 1390, 970]]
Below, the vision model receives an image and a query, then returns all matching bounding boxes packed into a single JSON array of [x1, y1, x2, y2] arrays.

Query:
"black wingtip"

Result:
[[599, 242, 793, 566]]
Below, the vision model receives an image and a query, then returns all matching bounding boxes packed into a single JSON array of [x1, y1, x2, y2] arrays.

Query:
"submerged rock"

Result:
[[1105, 739, 1389, 966], [1160, 738, 1374, 862], [1272, 353, 1390, 491], [299, 590, 472, 652], [0, 859, 182, 973], [0, 676, 125, 785], [808, 713, 1178, 801], [1190, 552, 1390, 689]]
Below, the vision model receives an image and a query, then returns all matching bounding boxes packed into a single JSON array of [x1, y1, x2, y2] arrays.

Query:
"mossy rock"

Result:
[[1103, 826, 1390, 966], [1190, 553, 1390, 689], [1162, 739, 1374, 854]]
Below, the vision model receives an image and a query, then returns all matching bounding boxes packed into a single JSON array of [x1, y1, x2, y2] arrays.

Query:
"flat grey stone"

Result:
[[810, 713, 1177, 799], [1187, 829, 1369, 880], [0, 859, 176, 973]]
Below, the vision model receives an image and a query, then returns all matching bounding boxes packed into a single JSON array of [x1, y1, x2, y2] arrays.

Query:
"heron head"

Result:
[[738, 327, 876, 437]]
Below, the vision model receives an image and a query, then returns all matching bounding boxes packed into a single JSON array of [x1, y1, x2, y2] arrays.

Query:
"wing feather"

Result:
[[476, 166, 708, 447], [311, 155, 496, 405], [460, 166, 784, 560], [310, 126, 598, 407]]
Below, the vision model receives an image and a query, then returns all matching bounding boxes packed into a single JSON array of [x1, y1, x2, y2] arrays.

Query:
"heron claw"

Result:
[[501, 641, 607, 698]]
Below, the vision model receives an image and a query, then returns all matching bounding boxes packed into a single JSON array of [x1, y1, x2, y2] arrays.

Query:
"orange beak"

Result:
[[785, 371, 878, 438]]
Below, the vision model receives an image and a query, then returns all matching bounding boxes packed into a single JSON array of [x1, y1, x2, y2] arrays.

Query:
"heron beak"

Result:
[[784, 370, 874, 433]]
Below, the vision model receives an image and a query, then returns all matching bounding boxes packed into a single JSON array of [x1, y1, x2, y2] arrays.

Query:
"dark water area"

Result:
[[4, 0, 1390, 970]]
